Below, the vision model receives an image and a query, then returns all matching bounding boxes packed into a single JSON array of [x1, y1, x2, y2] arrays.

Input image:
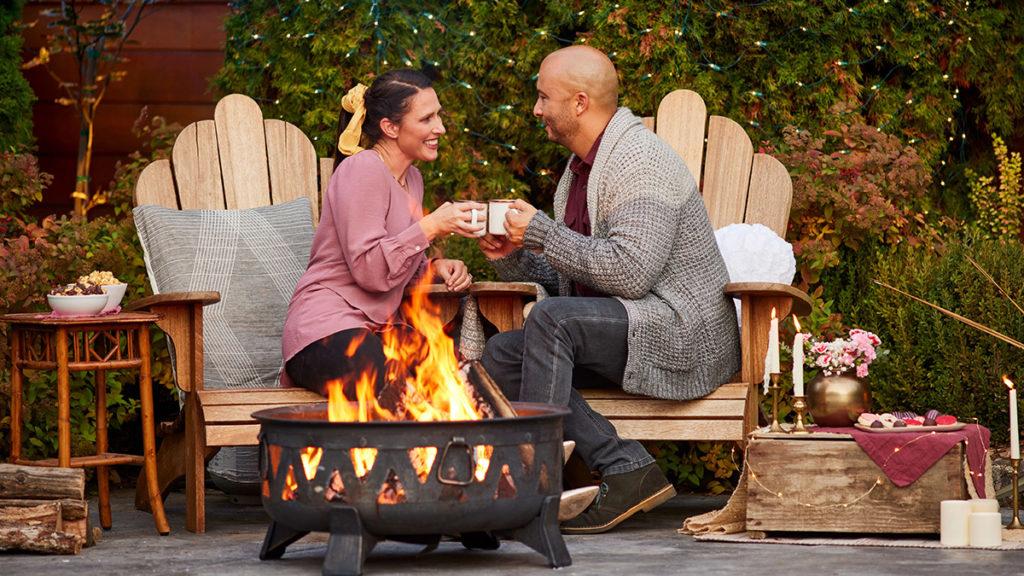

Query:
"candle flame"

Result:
[[793, 316, 801, 332], [1004, 375, 1015, 390], [771, 307, 777, 320]]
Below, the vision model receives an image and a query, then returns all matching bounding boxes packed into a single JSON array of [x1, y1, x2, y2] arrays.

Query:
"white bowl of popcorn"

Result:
[[79, 271, 126, 313]]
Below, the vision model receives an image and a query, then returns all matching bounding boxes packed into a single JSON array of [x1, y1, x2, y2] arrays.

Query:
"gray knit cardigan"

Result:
[[493, 107, 741, 400]]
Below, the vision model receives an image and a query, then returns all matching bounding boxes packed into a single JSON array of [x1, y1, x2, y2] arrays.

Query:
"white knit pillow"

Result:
[[714, 223, 796, 325]]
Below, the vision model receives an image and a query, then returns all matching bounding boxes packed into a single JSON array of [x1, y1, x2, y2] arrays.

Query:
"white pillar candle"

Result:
[[970, 499, 1000, 514], [767, 308, 780, 374], [968, 512, 1003, 547], [940, 500, 972, 546], [792, 317, 804, 396], [1006, 376, 1020, 459]]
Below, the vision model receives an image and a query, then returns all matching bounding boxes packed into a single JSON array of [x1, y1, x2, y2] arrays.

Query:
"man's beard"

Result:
[[545, 110, 578, 145]]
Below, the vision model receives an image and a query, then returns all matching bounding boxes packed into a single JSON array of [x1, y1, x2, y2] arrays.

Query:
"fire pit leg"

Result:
[[511, 495, 571, 568], [259, 521, 309, 560], [324, 506, 377, 576]]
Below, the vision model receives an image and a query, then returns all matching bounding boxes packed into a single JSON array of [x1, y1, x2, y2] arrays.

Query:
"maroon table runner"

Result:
[[815, 424, 990, 497]]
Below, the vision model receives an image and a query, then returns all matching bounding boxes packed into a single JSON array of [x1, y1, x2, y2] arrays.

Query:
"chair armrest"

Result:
[[469, 282, 540, 332], [468, 282, 540, 297], [126, 291, 218, 394], [126, 291, 221, 311], [724, 282, 811, 317], [403, 283, 468, 297], [402, 284, 465, 326]]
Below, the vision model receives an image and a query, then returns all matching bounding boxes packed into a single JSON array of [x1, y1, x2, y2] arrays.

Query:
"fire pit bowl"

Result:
[[254, 401, 570, 576]]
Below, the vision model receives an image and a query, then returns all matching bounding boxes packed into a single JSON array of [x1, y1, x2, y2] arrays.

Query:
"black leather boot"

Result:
[[560, 462, 676, 534]]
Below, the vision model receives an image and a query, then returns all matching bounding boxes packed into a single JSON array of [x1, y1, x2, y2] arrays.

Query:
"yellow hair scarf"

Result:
[[337, 83, 368, 156]]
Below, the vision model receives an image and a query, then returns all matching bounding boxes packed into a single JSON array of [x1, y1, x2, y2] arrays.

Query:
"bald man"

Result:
[[479, 46, 741, 534]]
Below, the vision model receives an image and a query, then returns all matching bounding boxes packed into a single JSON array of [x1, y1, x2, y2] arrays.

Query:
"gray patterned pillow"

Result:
[[133, 198, 313, 484]]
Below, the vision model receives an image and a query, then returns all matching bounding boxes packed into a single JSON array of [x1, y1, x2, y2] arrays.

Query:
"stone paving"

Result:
[[2, 489, 1021, 575]]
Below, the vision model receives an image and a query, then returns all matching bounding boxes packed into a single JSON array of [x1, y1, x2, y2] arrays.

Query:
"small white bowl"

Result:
[[47, 293, 109, 316], [100, 283, 127, 313]]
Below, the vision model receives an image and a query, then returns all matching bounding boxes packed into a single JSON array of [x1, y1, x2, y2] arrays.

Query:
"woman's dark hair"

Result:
[[333, 68, 433, 165]]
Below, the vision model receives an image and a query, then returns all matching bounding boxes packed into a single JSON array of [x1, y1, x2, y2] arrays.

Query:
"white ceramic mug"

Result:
[[469, 207, 487, 237], [487, 199, 519, 236]]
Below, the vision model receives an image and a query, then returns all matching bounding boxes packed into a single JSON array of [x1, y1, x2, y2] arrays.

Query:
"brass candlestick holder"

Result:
[[768, 373, 785, 433], [1010, 457, 1023, 529], [790, 395, 811, 434]]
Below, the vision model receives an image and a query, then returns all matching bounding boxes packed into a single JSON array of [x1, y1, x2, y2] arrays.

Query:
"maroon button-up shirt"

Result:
[[564, 133, 607, 298]]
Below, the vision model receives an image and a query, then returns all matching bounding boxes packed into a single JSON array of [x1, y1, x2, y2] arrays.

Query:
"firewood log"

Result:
[[0, 502, 62, 531], [0, 464, 85, 500], [466, 361, 517, 418], [0, 526, 81, 554]]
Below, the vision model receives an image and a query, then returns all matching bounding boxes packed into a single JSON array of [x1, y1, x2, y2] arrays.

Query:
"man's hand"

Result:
[[433, 258, 472, 292], [505, 199, 537, 246], [477, 233, 518, 260]]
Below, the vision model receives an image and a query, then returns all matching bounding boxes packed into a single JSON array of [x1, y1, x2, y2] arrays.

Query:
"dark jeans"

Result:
[[482, 297, 654, 476], [285, 327, 387, 398]]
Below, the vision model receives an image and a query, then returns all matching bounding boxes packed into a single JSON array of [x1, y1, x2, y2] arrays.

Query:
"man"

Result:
[[477, 46, 741, 534]]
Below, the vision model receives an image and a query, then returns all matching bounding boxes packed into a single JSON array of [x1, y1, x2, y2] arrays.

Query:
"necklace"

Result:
[[372, 148, 409, 190]]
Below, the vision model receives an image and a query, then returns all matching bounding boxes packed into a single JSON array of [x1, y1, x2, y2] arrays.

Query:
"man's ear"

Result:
[[573, 92, 590, 116], [379, 117, 399, 139]]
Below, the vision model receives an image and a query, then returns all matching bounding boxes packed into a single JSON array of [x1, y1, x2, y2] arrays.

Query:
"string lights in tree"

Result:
[[217, 0, 1021, 239]]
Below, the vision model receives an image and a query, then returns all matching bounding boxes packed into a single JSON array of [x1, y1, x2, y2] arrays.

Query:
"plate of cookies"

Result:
[[854, 410, 965, 433]]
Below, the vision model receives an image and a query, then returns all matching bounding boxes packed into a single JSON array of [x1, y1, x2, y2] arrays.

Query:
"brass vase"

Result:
[[806, 373, 872, 427]]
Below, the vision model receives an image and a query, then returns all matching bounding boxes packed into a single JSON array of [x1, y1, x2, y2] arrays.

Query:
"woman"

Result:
[[282, 69, 484, 398]]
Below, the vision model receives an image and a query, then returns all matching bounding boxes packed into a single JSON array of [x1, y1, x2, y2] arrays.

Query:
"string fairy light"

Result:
[[743, 442, 885, 510], [223, 0, 985, 195]]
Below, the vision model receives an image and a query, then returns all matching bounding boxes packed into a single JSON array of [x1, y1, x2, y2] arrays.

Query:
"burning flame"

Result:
[[300, 446, 322, 481], [350, 447, 378, 479], [324, 276, 491, 479], [282, 465, 298, 501], [409, 447, 438, 483], [377, 471, 407, 505], [325, 275, 485, 425], [1005, 375, 1015, 391], [474, 445, 493, 482], [771, 306, 777, 320], [793, 316, 801, 332]]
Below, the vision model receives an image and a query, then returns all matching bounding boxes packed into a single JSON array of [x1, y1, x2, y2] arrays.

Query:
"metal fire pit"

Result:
[[254, 401, 570, 576]]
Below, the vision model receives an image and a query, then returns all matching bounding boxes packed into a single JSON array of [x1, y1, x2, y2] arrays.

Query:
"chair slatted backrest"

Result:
[[135, 94, 327, 225], [646, 89, 792, 236]]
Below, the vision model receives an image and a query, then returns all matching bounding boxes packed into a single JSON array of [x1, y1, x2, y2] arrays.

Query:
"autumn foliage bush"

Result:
[[0, 117, 178, 460], [771, 115, 942, 285]]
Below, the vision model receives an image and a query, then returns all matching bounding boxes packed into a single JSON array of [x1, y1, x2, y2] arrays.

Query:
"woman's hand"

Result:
[[477, 233, 519, 260], [433, 258, 473, 292], [420, 201, 487, 240]]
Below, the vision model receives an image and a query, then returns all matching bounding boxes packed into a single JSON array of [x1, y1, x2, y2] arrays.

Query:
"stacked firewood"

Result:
[[0, 464, 96, 554]]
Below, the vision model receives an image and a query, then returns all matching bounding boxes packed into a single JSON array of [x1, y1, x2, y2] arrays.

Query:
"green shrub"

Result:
[[216, 1, 1024, 226], [0, 0, 33, 150], [650, 441, 739, 495], [819, 236, 1024, 445], [967, 134, 1023, 242]]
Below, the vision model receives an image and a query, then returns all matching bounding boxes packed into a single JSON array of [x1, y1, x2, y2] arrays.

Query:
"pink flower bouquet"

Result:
[[804, 329, 882, 378]]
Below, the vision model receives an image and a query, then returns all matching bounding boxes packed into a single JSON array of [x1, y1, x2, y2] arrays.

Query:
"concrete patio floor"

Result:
[[2, 488, 1020, 575]]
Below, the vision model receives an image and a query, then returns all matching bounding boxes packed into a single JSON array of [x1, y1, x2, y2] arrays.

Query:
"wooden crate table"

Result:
[[2, 312, 169, 535], [745, 431, 967, 534]]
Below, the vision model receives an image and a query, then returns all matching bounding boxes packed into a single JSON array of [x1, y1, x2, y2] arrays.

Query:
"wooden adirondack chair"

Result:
[[130, 94, 462, 533], [473, 89, 811, 445], [581, 89, 810, 443]]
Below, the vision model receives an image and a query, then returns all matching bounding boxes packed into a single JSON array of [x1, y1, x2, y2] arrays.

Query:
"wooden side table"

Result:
[[745, 432, 967, 533], [3, 311, 170, 535]]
